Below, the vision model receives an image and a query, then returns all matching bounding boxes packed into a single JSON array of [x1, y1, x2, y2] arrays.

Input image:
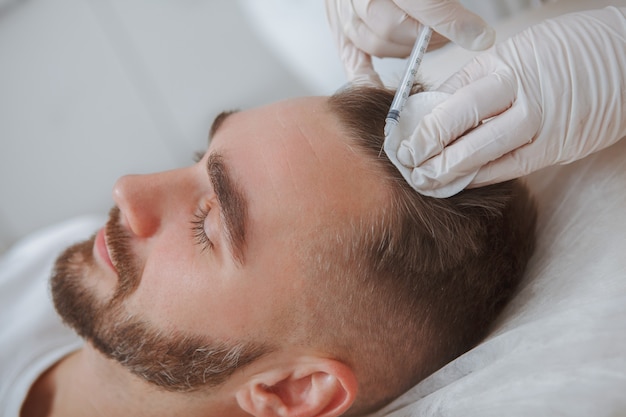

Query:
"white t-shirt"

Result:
[[0, 216, 102, 417]]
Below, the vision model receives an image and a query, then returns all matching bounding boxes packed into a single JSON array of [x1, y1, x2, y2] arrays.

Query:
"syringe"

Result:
[[384, 26, 433, 137]]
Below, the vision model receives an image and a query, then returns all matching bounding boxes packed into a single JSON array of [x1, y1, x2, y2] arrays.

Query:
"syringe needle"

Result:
[[384, 26, 432, 137]]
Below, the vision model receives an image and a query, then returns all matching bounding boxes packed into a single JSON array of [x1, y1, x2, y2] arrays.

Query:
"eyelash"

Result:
[[191, 150, 214, 252], [191, 204, 214, 252]]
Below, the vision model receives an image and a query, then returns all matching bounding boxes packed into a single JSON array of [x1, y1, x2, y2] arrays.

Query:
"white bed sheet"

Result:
[[369, 138, 626, 416]]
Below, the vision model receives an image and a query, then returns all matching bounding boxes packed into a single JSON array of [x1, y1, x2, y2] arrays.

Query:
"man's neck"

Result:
[[20, 346, 246, 417], [21, 350, 100, 417]]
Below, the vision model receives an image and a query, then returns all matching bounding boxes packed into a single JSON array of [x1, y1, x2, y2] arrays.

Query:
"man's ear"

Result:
[[235, 357, 357, 417]]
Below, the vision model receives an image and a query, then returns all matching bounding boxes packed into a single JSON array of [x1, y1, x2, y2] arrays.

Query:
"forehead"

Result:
[[209, 96, 386, 257]]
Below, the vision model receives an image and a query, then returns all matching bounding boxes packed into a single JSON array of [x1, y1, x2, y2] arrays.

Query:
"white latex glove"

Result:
[[394, 6, 626, 198], [325, 0, 495, 85]]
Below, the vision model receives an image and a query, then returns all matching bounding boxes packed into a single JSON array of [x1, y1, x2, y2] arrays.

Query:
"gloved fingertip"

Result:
[[349, 72, 383, 87], [467, 26, 496, 51], [409, 168, 467, 198], [343, 46, 383, 87], [397, 142, 417, 167]]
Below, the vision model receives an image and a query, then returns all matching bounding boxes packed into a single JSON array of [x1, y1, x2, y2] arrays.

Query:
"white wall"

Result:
[[0, 0, 310, 252]]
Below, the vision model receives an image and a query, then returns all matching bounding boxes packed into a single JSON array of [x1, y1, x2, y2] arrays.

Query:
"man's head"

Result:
[[51, 86, 536, 416]]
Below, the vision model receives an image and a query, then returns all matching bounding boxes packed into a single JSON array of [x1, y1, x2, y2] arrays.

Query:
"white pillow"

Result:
[[369, 138, 626, 416]]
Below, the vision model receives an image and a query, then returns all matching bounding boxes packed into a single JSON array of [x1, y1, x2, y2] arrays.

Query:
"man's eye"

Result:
[[191, 204, 214, 251]]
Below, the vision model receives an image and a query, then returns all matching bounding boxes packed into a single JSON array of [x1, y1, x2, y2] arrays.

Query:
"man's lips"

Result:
[[95, 227, 117, 273]]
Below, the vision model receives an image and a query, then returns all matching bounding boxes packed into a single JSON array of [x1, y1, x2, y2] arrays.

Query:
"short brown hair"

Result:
[[300, 86, 537, 415]]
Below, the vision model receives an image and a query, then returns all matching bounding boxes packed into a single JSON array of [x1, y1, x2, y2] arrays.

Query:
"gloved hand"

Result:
[[325, 0, 495, 85], [394, 6, 626, 198]]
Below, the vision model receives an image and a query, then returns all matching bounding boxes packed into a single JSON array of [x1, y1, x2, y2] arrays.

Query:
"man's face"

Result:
[[51, 96, 385, 391]]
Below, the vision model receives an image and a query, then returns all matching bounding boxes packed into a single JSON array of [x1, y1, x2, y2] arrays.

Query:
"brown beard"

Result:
[[50, 207, 270, 391]]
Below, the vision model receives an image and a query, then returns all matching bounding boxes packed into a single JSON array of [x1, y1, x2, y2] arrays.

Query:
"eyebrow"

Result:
[[206, 150, 248, 266]]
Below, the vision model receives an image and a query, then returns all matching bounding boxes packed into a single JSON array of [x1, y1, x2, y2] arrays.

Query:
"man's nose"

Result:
[[112, 169, 190, 238]]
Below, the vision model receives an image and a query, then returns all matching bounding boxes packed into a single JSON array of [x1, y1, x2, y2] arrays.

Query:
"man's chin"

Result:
[[50, 236, 103, 342]]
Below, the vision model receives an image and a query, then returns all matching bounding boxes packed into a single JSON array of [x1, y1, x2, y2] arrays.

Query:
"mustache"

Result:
[[106, 206, 142, 303]]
